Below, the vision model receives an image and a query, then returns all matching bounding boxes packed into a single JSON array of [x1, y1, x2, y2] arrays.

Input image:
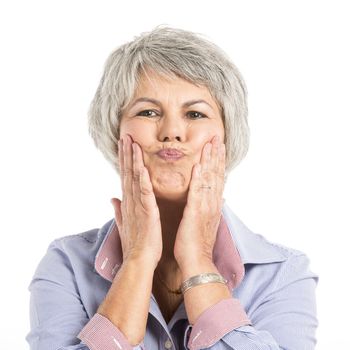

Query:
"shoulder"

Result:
[[260, 234, 309, 260], [32, 219, 114, 281], [51, 227, 100, 251], [252, 234, 319, 285], [45, 228, 100, 265], [222, 202, 314, 268], [47, 218, 114, 256]]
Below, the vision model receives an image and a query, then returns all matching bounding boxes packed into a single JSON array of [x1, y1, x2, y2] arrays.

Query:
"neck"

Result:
[[155, 197, 185, 280]]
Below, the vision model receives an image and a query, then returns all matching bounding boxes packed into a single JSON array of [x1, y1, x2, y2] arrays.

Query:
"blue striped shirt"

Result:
[[26, 202, 319, 349]]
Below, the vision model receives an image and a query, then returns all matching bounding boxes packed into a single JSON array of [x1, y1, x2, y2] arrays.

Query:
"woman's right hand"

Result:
[[110, 134, 162, 269]]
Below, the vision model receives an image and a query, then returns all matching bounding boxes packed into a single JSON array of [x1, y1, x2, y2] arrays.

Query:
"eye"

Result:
[[136, 110, 207, 119], [187, 111, 208, 119], [137, 110, 159, 117]]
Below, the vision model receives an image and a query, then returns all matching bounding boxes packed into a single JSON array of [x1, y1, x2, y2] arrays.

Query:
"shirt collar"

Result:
[[94, 201, 287, 291], [221, 203, 288, 265]]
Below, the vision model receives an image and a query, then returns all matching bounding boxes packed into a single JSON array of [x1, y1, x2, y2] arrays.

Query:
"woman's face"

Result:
[[119, 69, 225, 202]]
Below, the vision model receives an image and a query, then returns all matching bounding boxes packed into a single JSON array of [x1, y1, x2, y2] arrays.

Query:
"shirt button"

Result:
[[164, 338, 172, 349]]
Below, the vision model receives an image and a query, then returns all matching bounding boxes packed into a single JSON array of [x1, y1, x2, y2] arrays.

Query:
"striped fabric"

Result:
[[26, 202, 318, 349]]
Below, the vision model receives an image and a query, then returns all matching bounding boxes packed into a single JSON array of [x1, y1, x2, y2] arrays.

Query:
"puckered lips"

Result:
[[156, 148, 185, 161]]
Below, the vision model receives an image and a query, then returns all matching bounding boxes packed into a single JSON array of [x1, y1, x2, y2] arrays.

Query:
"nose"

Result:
[[158, 116, 185, 142], [163, 135, 181, 142]]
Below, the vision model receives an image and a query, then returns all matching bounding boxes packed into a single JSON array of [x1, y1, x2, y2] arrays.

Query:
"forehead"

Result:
[[133, 68, 220, 107]]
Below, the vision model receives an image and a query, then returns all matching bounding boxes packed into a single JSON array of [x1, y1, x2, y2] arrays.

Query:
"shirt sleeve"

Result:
[[183, 298, 251, 349], [78, 313, 145, 350], [183, 253, 319, 350], [26, 239, 144, 350]]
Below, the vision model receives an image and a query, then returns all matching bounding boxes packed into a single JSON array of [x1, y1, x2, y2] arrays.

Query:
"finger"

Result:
[[132, 142, 143, 200], [131, 142, 157, 211], [213, 139, 225, 188], [199, 140, 215, 189], [213, 142, 226, 212], [123, 134, 135, 213], [139, 165, 158, 210], [111, 197, 123, 231], [118, 137, 128, 217], [207, 135, 225, 196], [210, 135, 221, 172], [186, 163, 203, 209], [200, 142, 212, 172], [218, 142, 226, 180], [118, 138, 124, 193]]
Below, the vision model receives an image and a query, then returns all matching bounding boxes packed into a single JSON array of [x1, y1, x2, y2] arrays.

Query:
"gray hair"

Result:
[[88, 25, 249, 177]]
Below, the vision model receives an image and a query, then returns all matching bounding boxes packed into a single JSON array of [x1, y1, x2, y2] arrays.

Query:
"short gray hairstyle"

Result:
[[88, 25, 249, 177]]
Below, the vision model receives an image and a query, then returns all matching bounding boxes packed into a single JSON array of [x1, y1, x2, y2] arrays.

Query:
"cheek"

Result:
[[119, 122, 152, 149], [191, 131, 220, 155], [190, 127, 224, 163]]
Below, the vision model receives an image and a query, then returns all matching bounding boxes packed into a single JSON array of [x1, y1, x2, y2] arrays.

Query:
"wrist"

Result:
[[179, 259, 218, 281], [124, 253, 159, 271], [176, 251, 212, 267]]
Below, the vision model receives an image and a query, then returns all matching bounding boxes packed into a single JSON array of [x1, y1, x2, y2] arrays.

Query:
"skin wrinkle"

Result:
[[155, 170, 186, 189], [129, 97, 216, 112], [119, 68, 225, 289], [120, 70, 224, 202]]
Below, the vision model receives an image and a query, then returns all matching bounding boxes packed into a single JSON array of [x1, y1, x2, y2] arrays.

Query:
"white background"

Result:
[[0, 1, 349, 349]]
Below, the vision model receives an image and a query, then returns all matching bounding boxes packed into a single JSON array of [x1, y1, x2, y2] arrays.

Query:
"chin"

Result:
[[150, 170, 190, 203]]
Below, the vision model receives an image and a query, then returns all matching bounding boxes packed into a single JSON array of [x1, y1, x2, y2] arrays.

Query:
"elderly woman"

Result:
[[26, 26, 318, 350]]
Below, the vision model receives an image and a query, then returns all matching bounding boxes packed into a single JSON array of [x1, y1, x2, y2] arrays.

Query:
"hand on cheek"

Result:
[[174, 135, 226, 267]]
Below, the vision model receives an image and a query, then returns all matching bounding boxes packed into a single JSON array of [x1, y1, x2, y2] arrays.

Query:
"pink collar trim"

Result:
[[94, 214, 245, 291]]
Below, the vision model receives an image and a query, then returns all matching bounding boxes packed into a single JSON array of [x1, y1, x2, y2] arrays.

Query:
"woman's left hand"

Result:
[[173, 135, 226, 269]]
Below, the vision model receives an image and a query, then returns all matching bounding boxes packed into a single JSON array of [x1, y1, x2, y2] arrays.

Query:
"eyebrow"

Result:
[[129, 97, 215, 111]]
